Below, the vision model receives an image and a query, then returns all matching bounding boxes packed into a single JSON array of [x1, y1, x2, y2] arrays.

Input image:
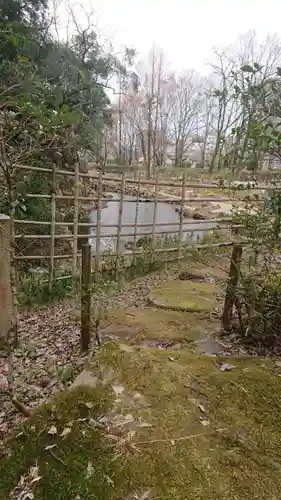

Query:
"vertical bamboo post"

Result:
[[221, 244, 243, 332], [178, 174, 186, 259], [81, 243, 91, 352], [0, 215, 13, 349], [95, 170, 102, 283], [132, 173, 141, 265], [49, 163, 56, 293], [152, 170, 159, 248], [115, 172, 125, 280], [72, 161, 79, 285]]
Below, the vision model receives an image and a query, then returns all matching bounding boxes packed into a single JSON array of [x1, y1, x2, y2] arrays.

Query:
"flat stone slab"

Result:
[[193, 338, 224, 355], [148, 279, 218, 313]]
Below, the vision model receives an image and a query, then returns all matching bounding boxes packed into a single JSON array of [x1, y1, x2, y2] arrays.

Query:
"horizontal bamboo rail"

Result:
[[14, 217, 233, 227], [24, 193, 264, 204], [14, 225, 236, 240], [15, 164, 280, 190], [15, 239, 246, 262]]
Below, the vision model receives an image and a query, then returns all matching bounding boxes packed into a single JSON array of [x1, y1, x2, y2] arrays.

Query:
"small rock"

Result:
[[192, 211, 205, 220], [39, 376, 51, 388], [219, 363, 235, 372]]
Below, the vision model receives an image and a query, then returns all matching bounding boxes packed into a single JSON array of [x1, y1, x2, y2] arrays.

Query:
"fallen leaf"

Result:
[[47, 425, 57, 436], [112, 384, 125, 395], [139, 490, 152, 500], [60, 427, 71, 438], [85, 402, 93, 409], [105, 475, 114, 486], [220, 363, 235, 372], [168, 357, 175, 362], [198, 404, 206, 413], [45, 444, 57, 451], [200, 420, 210, 427], [30, 465, 40, 478], [137, 420, 152, 428]]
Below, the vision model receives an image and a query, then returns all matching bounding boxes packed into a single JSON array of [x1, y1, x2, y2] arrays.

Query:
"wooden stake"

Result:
[[95, 170, 102, 282], [178, 174, 186, 259], [221, 244, 243, 331], [115, 172, 125, 280], [81, 243, 91, 352], [72, 161, 79, 283], [49, 163, 56, 293], [152, 171, 159, 248], [132, 174, 141, 265], [0, 216, 13, 348]]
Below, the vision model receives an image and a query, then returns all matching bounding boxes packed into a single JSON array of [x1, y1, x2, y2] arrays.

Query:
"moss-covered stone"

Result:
[[149, 279, 219, 312]]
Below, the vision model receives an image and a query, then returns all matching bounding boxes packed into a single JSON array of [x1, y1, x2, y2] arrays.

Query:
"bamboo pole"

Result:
[[14, 217, 234, 228], [132, 173, 141, 265], [81, 243, 91, 352], [24, 193, 265, 204], [152, 171, 159, 248], [15, 165, 272, 191], [178, 174, 186, 259], [95, 170, 103, 282], [14, 224, 240, 241], [72, 161, 79, 284], [49, 163, 56, 293], [115, 172, 125, 280], [15, 240, 245, 261]]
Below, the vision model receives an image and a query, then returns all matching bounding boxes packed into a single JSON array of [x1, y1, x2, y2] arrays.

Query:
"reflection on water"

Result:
[[90, 193, 214, 252]]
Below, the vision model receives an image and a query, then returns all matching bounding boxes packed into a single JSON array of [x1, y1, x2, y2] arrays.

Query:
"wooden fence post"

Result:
[[0, 215, 13, 348], [178, 174, 186, 259], [221, 244, 243, 331], [81, 243, 91, 352]]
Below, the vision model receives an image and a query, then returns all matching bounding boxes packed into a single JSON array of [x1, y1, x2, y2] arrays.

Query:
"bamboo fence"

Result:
[[12, 163, 272, 288]]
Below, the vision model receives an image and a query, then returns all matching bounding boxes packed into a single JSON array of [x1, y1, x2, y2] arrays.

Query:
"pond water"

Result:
[[90, 193, 215, 252]]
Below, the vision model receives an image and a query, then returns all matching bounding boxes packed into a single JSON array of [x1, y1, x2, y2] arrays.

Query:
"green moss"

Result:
[[102, 307, 218, 343], [3, 282, 281, 500], [92, 344, 281, 499], [149, 279, 219, 312], [0, 387, 125, 500], [2, 341, 281, 499]]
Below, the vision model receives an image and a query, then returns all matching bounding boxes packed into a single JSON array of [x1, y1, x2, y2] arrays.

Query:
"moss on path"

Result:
[[1, 267, 281, 499]]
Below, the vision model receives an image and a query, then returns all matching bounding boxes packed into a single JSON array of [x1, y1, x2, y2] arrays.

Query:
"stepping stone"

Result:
[[193, 338, 223, 355]]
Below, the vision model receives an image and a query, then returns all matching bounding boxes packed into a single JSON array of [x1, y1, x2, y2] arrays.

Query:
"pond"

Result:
[[90, 193, 215, 252]]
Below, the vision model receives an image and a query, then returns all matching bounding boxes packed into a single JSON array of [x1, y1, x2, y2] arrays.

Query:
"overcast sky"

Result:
[[57, 0, 281, 73]]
